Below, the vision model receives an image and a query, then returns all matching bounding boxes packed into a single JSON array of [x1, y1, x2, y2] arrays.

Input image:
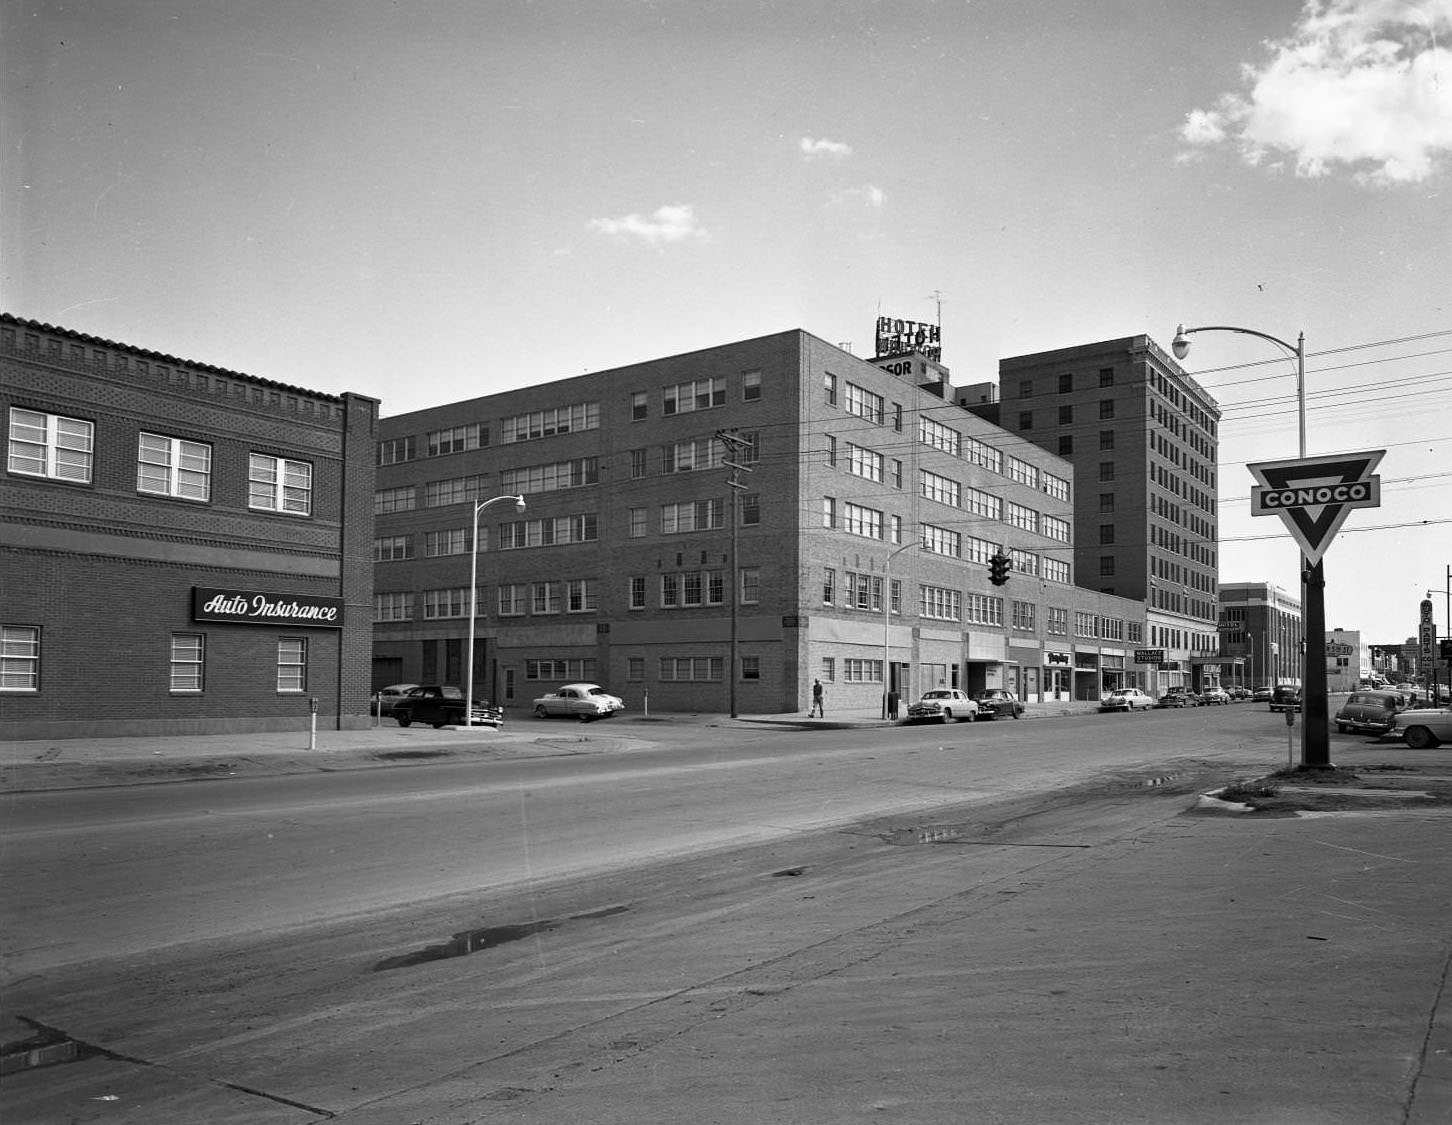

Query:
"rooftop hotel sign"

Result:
[[1247, 450, 1384, 565], [193, 587, 344, 628]]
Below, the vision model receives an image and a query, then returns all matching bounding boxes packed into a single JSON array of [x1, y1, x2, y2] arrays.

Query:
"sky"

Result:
[[3, 0, 1450, 650]]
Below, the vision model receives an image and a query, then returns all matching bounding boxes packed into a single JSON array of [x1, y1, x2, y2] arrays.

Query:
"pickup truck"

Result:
[[392, 685, 504, 729]]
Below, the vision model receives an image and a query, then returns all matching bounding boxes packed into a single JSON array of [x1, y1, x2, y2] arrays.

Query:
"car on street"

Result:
[[1251, 685, 1273, 703], [1098, 687, 1154, 712], [1198, 687, 1230, 706], [1334, 689, 1409, 736], [393, 685, 504, 729], [1390, 707, 1452, 749], [1227, 686, 1251, 702], [1270, 685, 1302, 713], [371, 683, 420, 717], [532, 682, 626, 720], [973, 689, 1024, 719], [1155, 687, 1199, 708], [905, 689, 978, 723]]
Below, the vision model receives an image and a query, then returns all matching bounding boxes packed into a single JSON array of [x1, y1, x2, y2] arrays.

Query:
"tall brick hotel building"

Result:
[[1, 314, 378, 739]]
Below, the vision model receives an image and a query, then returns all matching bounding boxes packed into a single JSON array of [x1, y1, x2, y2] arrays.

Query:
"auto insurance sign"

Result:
[[192, 587, 345, 628]]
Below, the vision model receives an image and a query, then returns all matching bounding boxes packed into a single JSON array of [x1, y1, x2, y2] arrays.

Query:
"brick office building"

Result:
[[372, 329, 1147, 715], [1, 314, 378, 739]]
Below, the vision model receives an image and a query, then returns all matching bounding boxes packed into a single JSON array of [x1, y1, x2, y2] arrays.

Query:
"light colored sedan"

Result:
[[1391, 707, 1452, 749], [906, 689, 978, 723], [1098, 688, 1153, 712], [532, 683, 625, 720]]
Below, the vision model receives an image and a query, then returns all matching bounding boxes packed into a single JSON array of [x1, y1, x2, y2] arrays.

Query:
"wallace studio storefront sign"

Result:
[[193, 587, 344, 628]]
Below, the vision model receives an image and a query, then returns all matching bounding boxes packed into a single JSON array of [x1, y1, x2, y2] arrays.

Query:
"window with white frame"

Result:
[[277, 638, 307, 692], [525, 658, 596, 680], [374, 592, 414, 622], [1042, 515, 1071, 543], [660, 498, 724, 533], [1103, 616, 1125, 641], [629, 576, 646, 609], [920, 469, 960, 507], [823, 566, 835, 604], [842, 502, 883, 540], [963, 435, 1002, 473], [631, 391, 648, 420], [1043, 556, 1071, 583], [843, 658, 883, 683], [1074, 611, 1098, 637], [425, 475, 487, 508], [249, 454, 311, 515], [659, 656, 722, 681], [374, 485, 416, 514], [170, 633, 204, 691], [496, 584, 527, 616], [922, 523, 961, 558], [741, 655, 760, 680], [629, 507, 647, 538], [964, 487, 1002, 521], [374, 535, 413, 562], [890, 577, 902, 615], [663, 378, 725, 414], [137, 433, 211, 500], [742, 370, 761, 400], [1012, 601, 1036, 631], [844, 571, 883, 611], [1043, 472, 1071, 501], [531, 582, 562, 614], [1007, 503, 1039, 533], [824, 371, 838, 406], [499, 513, 599, 548], [845, 443, 883, 482], [739, 493, 760, 525], [424, 528, 470, 557], [740, 566, 760, 604], [1010, 548, 1040, 577], [630, 448, 648, 478], [377, 436, 416, 465], [2, 625, 41, 691], [919, 416, 960, 457], [1046, 606, 1069, 635], [920, 585, 961, 621], [1007, 456, 1039, 488], [965, 594, 1003, 626], [428, 424, 487, 456], [965, 536, 998, 565], [662, 436, 723, 473], [844, 382, 885, 424], [825, 433, 837, 467], [566, 578, 598, 613], [502, 403, 599, 442], [821, 656, 836, 682], [423, 587, 472, 619], [502, 457, 599, 494], [628, 655, 646, 680], [8, 408, 93, 482]]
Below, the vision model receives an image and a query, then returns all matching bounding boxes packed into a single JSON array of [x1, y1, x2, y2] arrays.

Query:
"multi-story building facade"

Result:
[[1, 314, 378, 739], [1324, 627, 1364, 693], [988, 336, 1222, 692], [372, 330, 1148, 715], [1218, 581, 1305, 690]]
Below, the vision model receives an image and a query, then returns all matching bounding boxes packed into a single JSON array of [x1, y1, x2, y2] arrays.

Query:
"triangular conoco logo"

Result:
[[1247, 450, 1385, 564]]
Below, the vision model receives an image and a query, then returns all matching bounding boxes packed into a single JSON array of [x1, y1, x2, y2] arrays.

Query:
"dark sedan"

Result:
[[973, 689, 1024, 719], [393, 685, 504, 729], [1334, 690, 1407, 735]]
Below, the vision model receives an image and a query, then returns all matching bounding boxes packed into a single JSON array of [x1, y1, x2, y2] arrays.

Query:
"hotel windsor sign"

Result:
[[192, 587, 345, 628]]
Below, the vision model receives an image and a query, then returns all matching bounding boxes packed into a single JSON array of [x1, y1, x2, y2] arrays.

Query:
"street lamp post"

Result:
[[1172, 323, 1331, 768], [883, 540, 923, 719], [466, 494, 526, 728]]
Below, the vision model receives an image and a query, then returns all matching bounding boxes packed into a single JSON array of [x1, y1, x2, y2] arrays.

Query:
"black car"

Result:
[[1155, 687, 1199, 708], [973, 689, 1024, 719], [393, 685, 504, 729], [1269, 685, 1302, 713]]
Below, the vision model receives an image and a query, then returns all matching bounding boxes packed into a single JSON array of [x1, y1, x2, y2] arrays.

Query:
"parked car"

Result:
[[371, 682, 420, 717], [973, 689, 1024, 719], [1251, 685, 1273, 703], [1098, 687, 1154, 712], [1227, 686, 1251, 702], [532, 682, 626, 720], [906, 689, 978, 723], [1334, 689, 1409, 736], [1269, 685, 1302, 713], [393, 685, 503, 729], [1390, 707, 1452, 749], [1199, 687, 1230, 706], [1155, 687, 1199, 708]]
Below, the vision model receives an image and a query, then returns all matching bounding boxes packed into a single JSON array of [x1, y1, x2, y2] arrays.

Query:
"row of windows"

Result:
[[1016, 367, 1117, 399], [1, 625, 309, 693], [8, 408, 313, 515]]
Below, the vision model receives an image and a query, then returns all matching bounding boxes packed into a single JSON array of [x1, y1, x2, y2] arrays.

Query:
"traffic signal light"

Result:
[[989, 553, 1011, 586]]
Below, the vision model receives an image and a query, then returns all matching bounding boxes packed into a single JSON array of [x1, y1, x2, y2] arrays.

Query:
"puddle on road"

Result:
[[373, 904, 629, 971], [374, 749, 453, 761]]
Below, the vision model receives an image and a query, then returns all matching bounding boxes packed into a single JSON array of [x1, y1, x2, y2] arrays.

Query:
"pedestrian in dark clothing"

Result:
[[810, 679, 825, 717]]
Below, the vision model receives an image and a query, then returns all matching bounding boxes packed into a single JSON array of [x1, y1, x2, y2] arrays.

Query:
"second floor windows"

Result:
[[663, 378, 725, 414], [9, 408, 93, 482], [249, 454, 311, 515], [138, 433, 211, 501]]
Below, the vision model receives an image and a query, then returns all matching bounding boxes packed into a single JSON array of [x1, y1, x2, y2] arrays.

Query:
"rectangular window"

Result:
[[423, 588, 472, 619], [425, 475, 487, 507], [823, 496, 837, 529], [1099, 367, 1115, 387], [1100, 556, 1117, 576], [919, 417, 961, 458], [663, 436, 723, 473], [1043, 557, 1071, 583], [742, 370, 761, 401], [741, 655, 761, 680], [845, 443, 883, 482], [1, 625, 41, 691], [1099, 430, 1115, 450], [631, 391, 648, 420], [1018, 411, 1033, 430], [277, 638, 307, 692], [1007, 503, 1039, 533], [424, 528, 470, 557], [249, 454, 312, 515], [1018, 379, 1034, 397], [497, 584, 527, 616], [1047, 606, 1069, 635], [501, 457, 599, 494], [1007, 457, 1039, 488], [499, 513, 599, 548], [567, 579, 597, 612], [922, 523, 961, 558], [964, 436, 1003, 473], [740, 493, 760, 525], [1058, 373, 1073, 393], [170, 633, 204, 692], [843, 658, 883, 683], [823, 566, 835, 605], [825, 434, 837, 467], [740, 567, 760, 605], [629, 576, 646, 609], [1099, 400, 1115, 420], [9, 408, 94, 482], [502, 403, 600, 442], [1099, 525, 1116, 544], [427, 424, 486, 456], [920, 469, 960, 507], [138, 433, 211, 500], [663, 378, 726, 415], [821, 656, 835, 682], [374, 486, 416, 514], [377, 436, 416, 465], [844, 382, 885, 424], [842, 502, 883, 540], [373, 592, 414, 622], [1058, 404, 1073, 425], [1058, 435, 1074, 456], [920, 585, 961, 621], [628, 656, 646, 680], [1010, 548, 1040, 577], [1042, 515, 1070, 543], [1099, 462, 1116, 482], [1042, 473, 1070, 502], [964, 487, 1002, 521], [824, 371, 838, 407], [658, 656, 723, 681], [660, 498, 724, 533], [629, 507, 647, 538], [524, 658, 597, 681], [630, 448, 648, 478], [374, 535, 414, 561], [1012, 601, 1036, 631], [532, 581, 562, 615]]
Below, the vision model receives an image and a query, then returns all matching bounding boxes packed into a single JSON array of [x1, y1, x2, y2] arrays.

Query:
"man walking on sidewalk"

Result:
[[809, 678, 825, 718]]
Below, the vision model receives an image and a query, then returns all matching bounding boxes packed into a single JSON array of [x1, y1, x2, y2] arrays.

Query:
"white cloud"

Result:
[[831, 183, 886, 207], [1177, 0, 1452, 185], [587, 203, 708, 245], [799, 136, 854, 159]]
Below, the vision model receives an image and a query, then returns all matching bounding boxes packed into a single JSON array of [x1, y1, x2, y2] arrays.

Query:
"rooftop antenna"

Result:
[[927, 289, 944, 330]]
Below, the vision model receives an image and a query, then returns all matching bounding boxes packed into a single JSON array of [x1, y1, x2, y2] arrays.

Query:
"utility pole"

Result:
[[716, 429, 752, 718]]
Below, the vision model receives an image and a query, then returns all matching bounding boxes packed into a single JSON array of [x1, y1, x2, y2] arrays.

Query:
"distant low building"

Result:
[[1324, 627, 1362, 693]]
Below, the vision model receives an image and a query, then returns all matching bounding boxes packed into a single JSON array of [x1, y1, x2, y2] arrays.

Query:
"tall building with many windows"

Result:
[[988, 335, 1222, 692], [1, 314, 378, 739], [372, 330, 1148, 714], [1218, 581, 1304, 689]]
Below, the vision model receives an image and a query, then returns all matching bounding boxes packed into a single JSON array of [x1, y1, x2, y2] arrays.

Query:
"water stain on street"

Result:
[[374, 904, 630, 971]]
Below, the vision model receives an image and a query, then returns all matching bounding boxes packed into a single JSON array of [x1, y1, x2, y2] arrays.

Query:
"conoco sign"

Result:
[[193, 587, 344, 628]]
